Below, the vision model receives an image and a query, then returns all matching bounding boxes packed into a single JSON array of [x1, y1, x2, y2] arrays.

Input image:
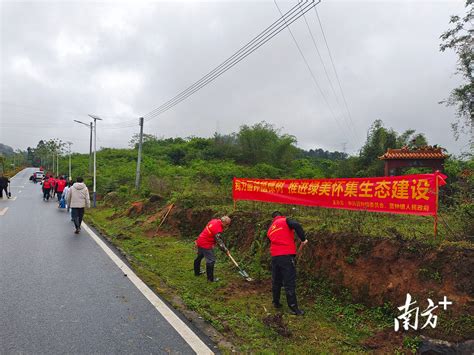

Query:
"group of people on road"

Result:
[[36, 172, 90, 234], [194, 211, 307, 316], [38, 175, 68, 202]]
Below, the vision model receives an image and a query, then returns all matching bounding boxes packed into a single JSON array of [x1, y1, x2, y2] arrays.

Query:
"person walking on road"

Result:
[[50, 176, 57, 197], [55, 176, 66, 201], [42, 176, 52, 201], [0, 174, 10, 199], [66, 177, 90, 234], [194, 216, 231, 282], [267, 211, 307, 316], [62, 181, 72, 212]]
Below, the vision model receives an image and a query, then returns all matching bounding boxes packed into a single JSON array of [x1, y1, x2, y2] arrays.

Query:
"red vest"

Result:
[[56, 179, 66, 192], [267, 216, 296, 256], [43, 180, 51, 189], [196, 219, 223, 249]]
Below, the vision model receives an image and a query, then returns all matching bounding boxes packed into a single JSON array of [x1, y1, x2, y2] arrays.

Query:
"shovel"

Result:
[[224, 249, 253, 282], [216, 236, 253, 282]]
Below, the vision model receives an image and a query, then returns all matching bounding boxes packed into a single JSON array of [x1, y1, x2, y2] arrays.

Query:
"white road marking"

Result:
[[9, 170, 24, 180], [81, 223, 214, 354], [0, 207, 9, 216]]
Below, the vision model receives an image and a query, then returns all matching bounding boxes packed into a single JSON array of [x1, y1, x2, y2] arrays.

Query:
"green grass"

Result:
[[86, 207, 400, 353], [186, 199, 471, 244]]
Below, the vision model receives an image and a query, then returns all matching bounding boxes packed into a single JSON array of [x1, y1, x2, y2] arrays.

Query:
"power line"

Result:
[[313, 7, 357, 137], [142, 0, 320, 122], [143, 1, 314, 121], [299, 3, 358, 144], [274, 0, 354, 147], [142, 1, 303, 120]]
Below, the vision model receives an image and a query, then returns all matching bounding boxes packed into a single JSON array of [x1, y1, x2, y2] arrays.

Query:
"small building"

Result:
[[379, 146, 448, 176]]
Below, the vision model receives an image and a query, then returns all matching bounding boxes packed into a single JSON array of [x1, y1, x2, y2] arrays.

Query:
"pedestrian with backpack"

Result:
[[62, 181, 71, 212], [55, 176, 66, 201]]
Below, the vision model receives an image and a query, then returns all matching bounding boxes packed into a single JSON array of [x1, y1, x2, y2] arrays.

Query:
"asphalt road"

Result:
[[0, 168, 214, 354]]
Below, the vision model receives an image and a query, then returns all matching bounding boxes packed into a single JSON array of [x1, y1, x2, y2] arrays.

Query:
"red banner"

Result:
[[233, 173, 447, 216]]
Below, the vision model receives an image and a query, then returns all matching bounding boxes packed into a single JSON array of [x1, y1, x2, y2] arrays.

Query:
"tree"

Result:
[[237, 121, 297, 167], [128, 133, 158, 148], [440, 0, 473, 141], [32, 139, 65, 171], [397, 129, 428, 149], [358, 120, 398, 174]]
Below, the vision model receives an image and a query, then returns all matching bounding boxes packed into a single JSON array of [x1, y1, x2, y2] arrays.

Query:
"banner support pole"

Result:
[[434, 171, 439, 238]]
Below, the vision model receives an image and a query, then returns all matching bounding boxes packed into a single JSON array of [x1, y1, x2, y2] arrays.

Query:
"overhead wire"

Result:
[[3, 2, 324, 133], [274, 0, 354, 147], [299, 2, 358, 144], [142, 1, 303, 120], [313, 7, 357, 137], [142, 0, 320, 122]]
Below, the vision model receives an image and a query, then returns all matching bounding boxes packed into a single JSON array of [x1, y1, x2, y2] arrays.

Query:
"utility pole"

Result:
[[88, 122, 93, 173], [88, 114, 103, 208], [73, 120, 93, 173], [66, 141, 73, 181], [56, 150, 59, 176], [135, 117, 144, 189]]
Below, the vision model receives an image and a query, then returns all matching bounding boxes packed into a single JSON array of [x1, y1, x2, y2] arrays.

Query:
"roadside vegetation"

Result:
[[7, 119, 474, 352], [88, 207, 397, 353]]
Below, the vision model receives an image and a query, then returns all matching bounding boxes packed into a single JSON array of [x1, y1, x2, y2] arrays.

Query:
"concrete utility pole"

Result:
[[88, 122, 93, 173], [88, 114, 103, 208], [135, 117, 144, 189], [73, 120, 93, 173], [66, 141, 73, 181]]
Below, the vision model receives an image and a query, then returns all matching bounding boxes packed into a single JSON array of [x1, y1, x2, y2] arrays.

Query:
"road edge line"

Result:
[[81, 222, 214, 355]]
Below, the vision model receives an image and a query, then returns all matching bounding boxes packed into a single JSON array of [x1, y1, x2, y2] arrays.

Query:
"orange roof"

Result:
[[379, 148, 448, 160]]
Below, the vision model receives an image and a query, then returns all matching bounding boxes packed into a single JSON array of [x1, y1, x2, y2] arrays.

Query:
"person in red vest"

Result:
[[42, 176, 52, 201], [194, 216, 231, 282], [267, 211, 307, 315], [55, 176, 67, 201], [50, 176, 57, 197]]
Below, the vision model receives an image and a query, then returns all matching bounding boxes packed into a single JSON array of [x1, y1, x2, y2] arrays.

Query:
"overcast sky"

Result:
[[0, 0, 470, 156]]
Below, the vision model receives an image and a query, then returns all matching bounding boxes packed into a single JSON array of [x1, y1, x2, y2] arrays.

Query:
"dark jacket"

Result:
[[0, 177, 9, 188]]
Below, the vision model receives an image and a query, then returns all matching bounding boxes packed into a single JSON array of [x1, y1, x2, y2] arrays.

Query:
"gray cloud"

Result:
[[0, 0, 470, 155]]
